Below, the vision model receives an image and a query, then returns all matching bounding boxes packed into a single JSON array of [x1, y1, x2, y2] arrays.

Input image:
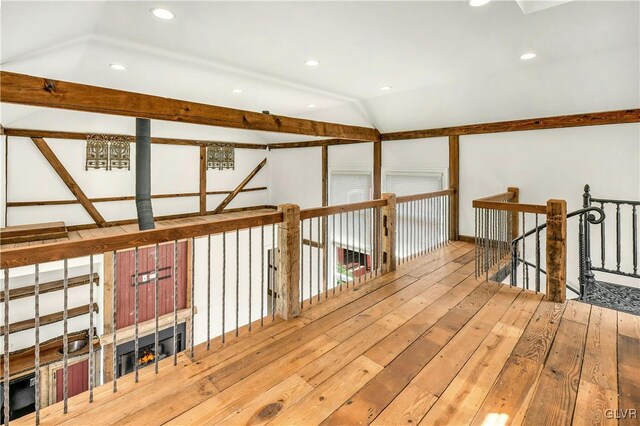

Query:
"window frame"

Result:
[[381, 167, 449, 196]]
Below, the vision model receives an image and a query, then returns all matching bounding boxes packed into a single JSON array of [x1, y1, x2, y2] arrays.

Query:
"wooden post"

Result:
[[380, 193, 396, 274], [102, 251, 114, 383], [199, 145, 207, 214], [373, 141, 381, 199], [508, 187, 520, 241], [321, 146, 329, 295], [448, 135, 459, 240], [546, 199, 567, 303], [276, 204, 301, 320]]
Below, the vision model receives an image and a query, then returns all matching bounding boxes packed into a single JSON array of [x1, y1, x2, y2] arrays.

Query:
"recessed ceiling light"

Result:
[[231, 88, 243, 94], [150, 8, 174, 20], [520, 52, 537, 60], [380, 86, 392, 91], [305, 59, 320, 67], [469, 0, 491, 6], [109, 63, 126, 71], [307, 104, 316, 108]]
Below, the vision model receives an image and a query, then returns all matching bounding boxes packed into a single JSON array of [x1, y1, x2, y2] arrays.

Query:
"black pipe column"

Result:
[[135, 118, 155, 230]]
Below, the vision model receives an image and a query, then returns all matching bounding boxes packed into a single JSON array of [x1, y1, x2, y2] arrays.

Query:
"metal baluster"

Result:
[[301, 219, 304, 308], [190, 238, 195, 358], [318, 216, 321, 298], [173, 241, 178, 365], [633, 205, 638, 275], [484, 209, 489, 282], [364, 209, 368, 280], [112, 252, 117, 392], [261, 226, 265, 326], [249, 228, 252, 331], [351, 210, 356, 284], [404, 202, 408, 260], [474, 208, 479, 278], [332, 214, 336, 294], [34, 264, 40, 424], [222, 232, 226, 343], [357, 210, 362, 284], [207, 235, 211, 349], [600, 202, 606, 268], [154, 244, 160, 371], [324, 216, 328, 298], [522, 213, 528, 290], [272, 224, 276, 321], [346, 212, 350, 286], [88, 254, 94, 402], [134, 247, 139, 383], [616, 203, 621, 271], [309, 219, 313, 302], [339, 213, 343, 292], [3, 268, 9, 424], [235, 230, 240, 337], [535, 214, 541, 293], [63, 258, 69, 412]]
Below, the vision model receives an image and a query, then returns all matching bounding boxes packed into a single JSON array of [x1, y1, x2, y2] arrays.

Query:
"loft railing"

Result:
[[472, 187, 567, 302], [0, 189, 453, 424], [396, 190, 453, 264]]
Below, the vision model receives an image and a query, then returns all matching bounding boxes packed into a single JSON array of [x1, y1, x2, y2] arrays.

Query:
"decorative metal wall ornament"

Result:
[[85, 134, 132, 171], [206, 142, 235, 170], [109, 137, 132, 170], [85, 134, 109, 170]]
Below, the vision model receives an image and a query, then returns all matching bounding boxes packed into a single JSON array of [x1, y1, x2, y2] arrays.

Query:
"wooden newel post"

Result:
[[508, 186, 520, 241], [546, 199, 567, 303], [276, 203, 301, 320], [381, 193, 397, 274]]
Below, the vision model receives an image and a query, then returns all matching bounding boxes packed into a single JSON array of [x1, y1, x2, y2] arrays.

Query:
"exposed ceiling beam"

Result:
[[3, 128, 266, 149], [267, 138, 369, 149], [381, 109, 640, 141], [0, 71, 381, 142]]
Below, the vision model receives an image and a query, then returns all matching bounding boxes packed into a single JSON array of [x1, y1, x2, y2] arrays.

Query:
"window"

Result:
[[383, 170, 446, 196], [330, 171, 372, 205]]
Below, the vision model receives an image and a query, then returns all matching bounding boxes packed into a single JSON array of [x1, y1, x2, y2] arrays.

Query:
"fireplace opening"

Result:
[[116, 323, 186, 378]]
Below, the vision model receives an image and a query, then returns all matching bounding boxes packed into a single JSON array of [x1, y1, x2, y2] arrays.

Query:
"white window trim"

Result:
[[328, 167, 373, 205], [382, 167, 449, 194]]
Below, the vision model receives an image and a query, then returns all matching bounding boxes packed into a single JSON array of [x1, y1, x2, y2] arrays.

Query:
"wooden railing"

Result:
[[472, 187, 566, 303], [0, 189, 455, 424]]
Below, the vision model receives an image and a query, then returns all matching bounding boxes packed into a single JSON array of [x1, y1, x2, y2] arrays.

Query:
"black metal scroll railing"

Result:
[[510, 206, 605, 296], [583, 184, 640, 280]]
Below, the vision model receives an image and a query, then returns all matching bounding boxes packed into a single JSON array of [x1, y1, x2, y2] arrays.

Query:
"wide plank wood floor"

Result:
[[16, 241, 639, 425]]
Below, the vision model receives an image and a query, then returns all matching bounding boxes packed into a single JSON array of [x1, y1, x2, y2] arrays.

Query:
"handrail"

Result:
[[473, 191, 515, 203], [511, 206, 605, 246], [472, 199, 546, 214], [396, 189, 454, 204], [0, 211, 283, 269], [591, 197, 640, 206], [300, 198, 387, 220]]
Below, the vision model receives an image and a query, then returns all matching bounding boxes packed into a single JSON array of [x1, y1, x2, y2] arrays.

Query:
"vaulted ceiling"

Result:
[[1, 1, 638, 143]]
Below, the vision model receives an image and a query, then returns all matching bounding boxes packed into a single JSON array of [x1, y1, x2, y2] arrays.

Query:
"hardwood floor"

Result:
[[15, 242, 638, 425]]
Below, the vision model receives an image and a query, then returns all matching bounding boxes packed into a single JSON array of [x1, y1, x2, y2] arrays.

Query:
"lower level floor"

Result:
[[15, 241, 639, 425]]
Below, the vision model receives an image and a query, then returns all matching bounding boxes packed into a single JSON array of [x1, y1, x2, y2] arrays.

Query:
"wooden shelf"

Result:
[[0, 273, 100, 302], [0, 303, 99, 335]]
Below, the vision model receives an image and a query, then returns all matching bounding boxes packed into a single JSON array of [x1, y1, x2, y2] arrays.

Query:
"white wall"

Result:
[[4, 135, 269, 227]]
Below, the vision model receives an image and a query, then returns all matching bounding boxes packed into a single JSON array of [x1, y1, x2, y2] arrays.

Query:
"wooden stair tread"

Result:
[[0, 303, 99, 335], [0, 273, 100, 302]]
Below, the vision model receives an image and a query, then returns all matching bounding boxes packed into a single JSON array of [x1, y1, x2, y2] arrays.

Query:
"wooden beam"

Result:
[[381, 109, 640, 141], [0, 303, 98, 335], [267, 138, 371, 149], [30, 137, 106, 227], [4, 128, 267, 149], [199, 145, 207, 215], [373, 140, 382, 199], [6, 187, 268, 207], [212, 158, 267, 214], [449, 135, 459, 240], [1, 72, 380, 141], [546, 199, 567, 303]]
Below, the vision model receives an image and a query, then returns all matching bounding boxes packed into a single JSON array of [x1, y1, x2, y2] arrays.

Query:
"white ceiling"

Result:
[[1, 0, 638, 142]]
